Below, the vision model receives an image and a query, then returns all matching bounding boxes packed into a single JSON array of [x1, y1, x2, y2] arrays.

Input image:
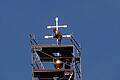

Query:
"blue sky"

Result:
[[0, 0, 120, 80]]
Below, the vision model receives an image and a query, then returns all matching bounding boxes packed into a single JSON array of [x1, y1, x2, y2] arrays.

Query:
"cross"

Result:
[[47, 17, 67, 31], [44, 17, 71, 45]]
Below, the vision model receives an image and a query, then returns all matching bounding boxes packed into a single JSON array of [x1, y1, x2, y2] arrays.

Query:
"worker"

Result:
[[53, 28, 62, 45]]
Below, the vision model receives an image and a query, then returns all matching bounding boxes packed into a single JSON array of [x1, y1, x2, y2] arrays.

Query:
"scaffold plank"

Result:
[[33, 68, 74, 72]]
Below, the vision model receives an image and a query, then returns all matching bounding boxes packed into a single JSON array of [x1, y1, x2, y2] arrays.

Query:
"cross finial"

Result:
[[47, 17, 67, 30], [44, 17, 71, 45]]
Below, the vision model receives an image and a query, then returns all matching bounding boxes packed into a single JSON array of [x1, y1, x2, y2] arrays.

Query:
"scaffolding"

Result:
[[30, 17, 82, 80]]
